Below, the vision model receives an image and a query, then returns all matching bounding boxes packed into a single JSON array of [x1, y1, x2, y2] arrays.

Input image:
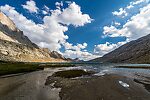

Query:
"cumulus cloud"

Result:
[[63, 50, 99, 61], [94, 41, 127, 56], [62, 42, 99, 61], [112, 8, 128, 18], [58, 2, 93, 27], [63, 42, 98, 60], [55, 1, 63, 8], [42, 5, 50, 15], [64, 42, 87, 51], [0, 2, 94, 60], [22, 0, 39, 13], [104, 3, 150, 41], [97, 0, 150, 57], [112, 0, 149, 18]]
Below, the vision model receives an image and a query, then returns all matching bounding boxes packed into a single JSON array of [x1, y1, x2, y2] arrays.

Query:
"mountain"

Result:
[[0, 11, 66, 62], [71, 58, 84, 62], [0, 12, 38, 48], [50, 51, 66, 60], [91, 34, 150, 63]]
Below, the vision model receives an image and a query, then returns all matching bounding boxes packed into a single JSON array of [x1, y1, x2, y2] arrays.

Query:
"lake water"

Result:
[[67, 63, 150, 76]]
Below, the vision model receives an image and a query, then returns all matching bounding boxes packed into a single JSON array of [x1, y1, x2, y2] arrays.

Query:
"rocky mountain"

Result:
[[72, 58, 84, 62], [91, 34, 150, 63], [0, 12, 38, 48], [0, 11, 66, 62], [49, 51, 65, 60]]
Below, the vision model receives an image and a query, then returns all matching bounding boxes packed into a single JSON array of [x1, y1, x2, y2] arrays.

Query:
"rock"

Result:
[[1, 50, 8, 55]]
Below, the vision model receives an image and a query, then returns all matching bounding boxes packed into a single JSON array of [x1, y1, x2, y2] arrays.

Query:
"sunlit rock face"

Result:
[[0, 12, 66, 62], [0, 12, 19, 43], [0, 12, 17, 31], [0, 11, 39, 47]]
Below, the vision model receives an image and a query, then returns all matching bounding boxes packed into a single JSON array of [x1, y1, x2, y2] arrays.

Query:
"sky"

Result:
[[0, 0, 150, 61]]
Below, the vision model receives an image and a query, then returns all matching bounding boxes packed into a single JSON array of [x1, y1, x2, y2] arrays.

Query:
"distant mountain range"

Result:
[[2, 11, 149, 64], [91, 34, 150, 63], [0, 11, 68, 62]]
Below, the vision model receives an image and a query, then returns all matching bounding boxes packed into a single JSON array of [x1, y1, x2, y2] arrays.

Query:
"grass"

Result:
[[39, 63, 75, 68], [0, 62, 76, 76], [0, 62, 44, 76], [52, 69, 95, 78]]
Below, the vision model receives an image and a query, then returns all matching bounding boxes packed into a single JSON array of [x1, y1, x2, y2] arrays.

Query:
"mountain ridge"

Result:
[[91, 34, 150, 63], [0, 11, 67, 62]]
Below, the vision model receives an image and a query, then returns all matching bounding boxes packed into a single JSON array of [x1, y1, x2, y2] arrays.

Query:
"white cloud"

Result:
[[62, 42, 99, 61], [22, 0, 39, 13], [99, 0, 150, 57], [94, 41, 127, 56], [42, 5, 50, 15], [65, 1, 72, 4], [114, 22, 121, 26], [0, 2, 93, 60], [104, 4, 150, 41], [63, 49, 99, 61], [103, 25, 125, 37], [55, 1, 63, 8], [112, 0, 149, 18], [131, 0, 149, 5], [112, 8, 128, 18], [126, 0, 149, 9], [42, 10, 48, 15], [64, 42, 87, 51], [58, 2, 93, 27]]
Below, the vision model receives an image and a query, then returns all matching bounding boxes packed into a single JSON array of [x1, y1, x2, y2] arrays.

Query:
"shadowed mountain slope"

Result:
[[91, 34, 150, 63]]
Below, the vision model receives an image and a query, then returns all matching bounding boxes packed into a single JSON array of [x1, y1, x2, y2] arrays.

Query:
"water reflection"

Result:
[[0, 68, 61, 100]]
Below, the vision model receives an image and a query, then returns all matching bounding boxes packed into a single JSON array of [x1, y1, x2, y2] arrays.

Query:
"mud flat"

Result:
[[46, 69, 150, 100]]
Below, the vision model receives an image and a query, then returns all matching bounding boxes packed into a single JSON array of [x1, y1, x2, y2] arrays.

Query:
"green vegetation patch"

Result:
[[39, 63, 75, 68], [52, 69, 95, 78], [0, 63, 44, 76]]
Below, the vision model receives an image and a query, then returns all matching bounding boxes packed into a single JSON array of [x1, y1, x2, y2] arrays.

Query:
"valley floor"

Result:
[[0, 64, 150, 100], [46, 73, 150, 100]]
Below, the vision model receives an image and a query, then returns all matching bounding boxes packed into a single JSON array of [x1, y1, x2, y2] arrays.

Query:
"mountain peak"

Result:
[[0, 12, 17, 31], [0, 12, 67, 62]]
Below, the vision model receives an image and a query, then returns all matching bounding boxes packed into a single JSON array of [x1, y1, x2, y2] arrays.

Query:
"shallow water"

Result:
[[67, 63, 150, 76], [0, 63, 150, 100], [0, 68, 64, 100]]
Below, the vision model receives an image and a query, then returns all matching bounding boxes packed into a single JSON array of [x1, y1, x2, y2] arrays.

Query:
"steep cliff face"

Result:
[[0, 12, 17, 31], [0, 12, 66, 62], [0, 12, 38, 48], [91, 34, 150, 64]]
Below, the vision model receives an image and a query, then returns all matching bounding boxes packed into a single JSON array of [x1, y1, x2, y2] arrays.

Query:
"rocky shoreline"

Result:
[[45, 69, 150, 100]]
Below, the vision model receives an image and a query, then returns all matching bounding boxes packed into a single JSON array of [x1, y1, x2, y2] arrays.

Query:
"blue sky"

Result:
[[0, 0, 150, 60]]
